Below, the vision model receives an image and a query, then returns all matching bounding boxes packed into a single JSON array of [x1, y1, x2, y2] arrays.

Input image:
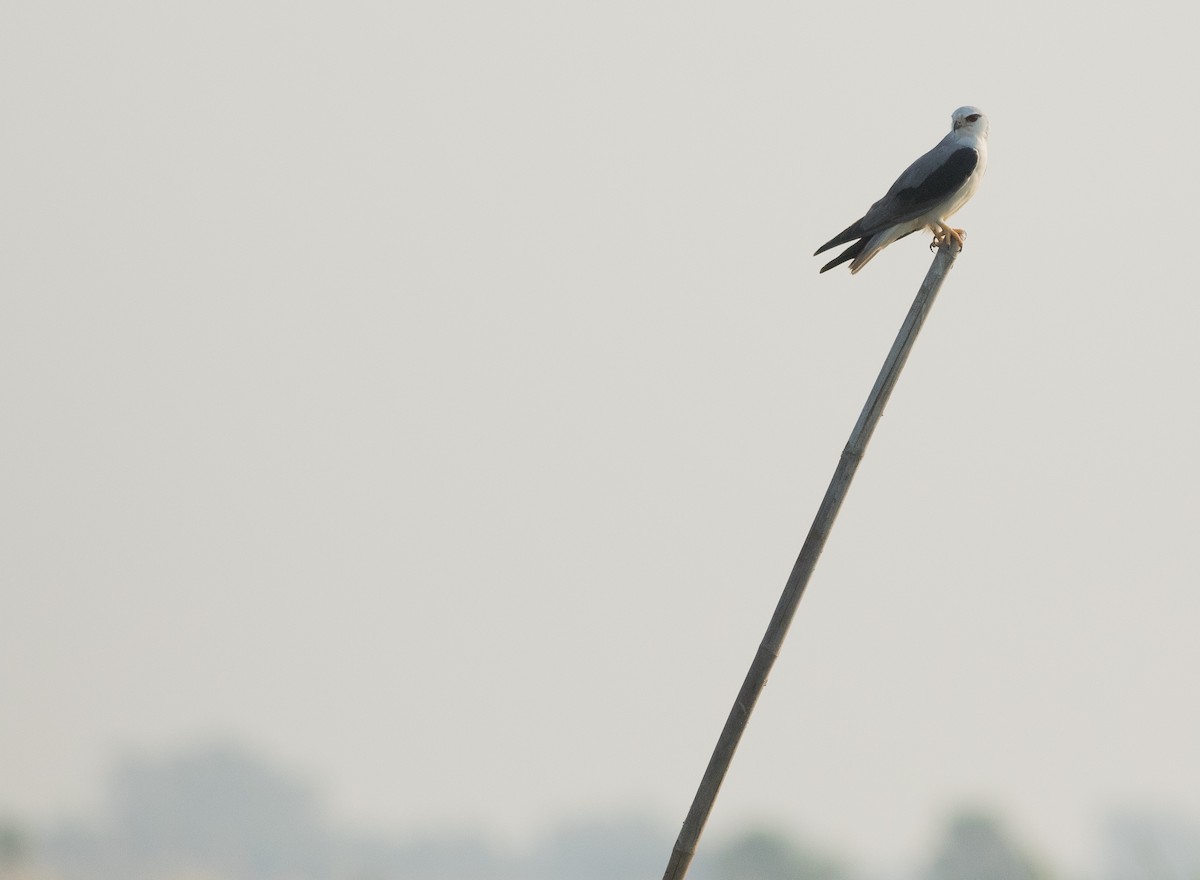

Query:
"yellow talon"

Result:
[[930, 224, 967, 251]]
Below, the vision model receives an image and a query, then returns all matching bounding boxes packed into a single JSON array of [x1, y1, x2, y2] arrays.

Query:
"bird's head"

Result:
[[951, 106, 989, 138]]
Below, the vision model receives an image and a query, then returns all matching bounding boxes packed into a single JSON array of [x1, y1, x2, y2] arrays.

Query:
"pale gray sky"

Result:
[[3, 1, 1198, 875]]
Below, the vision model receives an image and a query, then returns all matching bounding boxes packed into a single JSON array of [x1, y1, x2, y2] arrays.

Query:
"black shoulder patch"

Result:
[[895, 148, 978, 206]]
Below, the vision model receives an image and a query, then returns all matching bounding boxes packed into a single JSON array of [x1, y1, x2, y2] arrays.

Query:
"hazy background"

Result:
[[3, 1, 1198, 877]]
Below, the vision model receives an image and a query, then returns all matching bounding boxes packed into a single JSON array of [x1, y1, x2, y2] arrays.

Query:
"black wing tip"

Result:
[[818, 239, 866, 273], [814, 219, 866, 256]]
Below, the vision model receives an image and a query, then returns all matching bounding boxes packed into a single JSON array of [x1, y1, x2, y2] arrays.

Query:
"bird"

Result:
[[814, 106, 989, 274]]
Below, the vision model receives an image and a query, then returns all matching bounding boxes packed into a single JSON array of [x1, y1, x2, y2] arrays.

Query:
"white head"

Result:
[[951, 106, 989, 138]]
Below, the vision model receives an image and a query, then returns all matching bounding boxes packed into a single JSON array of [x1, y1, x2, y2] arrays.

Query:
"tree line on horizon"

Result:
[[1, 743, 1196, 880]]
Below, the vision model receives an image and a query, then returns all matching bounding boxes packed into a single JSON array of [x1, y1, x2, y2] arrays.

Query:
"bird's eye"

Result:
[[966, 114, 981, 122]]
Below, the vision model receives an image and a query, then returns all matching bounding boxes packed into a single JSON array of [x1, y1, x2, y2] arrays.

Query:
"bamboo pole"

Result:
[[661, 243, 961, 880]]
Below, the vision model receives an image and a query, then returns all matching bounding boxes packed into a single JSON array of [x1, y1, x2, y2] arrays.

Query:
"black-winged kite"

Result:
[[815, 106, 989, 274]]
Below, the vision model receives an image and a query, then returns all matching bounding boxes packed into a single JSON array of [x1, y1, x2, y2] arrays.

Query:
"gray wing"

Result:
[[815, 140, 979, 256]]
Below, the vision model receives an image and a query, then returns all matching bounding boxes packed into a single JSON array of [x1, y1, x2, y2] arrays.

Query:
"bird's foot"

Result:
[[929, 226, 967, 251]]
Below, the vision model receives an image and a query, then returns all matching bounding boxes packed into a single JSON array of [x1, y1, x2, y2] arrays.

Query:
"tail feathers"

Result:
[[818, 228, 920, 274]]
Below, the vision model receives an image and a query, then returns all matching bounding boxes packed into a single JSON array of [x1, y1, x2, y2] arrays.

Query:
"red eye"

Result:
[[966, 114, 981, 122]]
